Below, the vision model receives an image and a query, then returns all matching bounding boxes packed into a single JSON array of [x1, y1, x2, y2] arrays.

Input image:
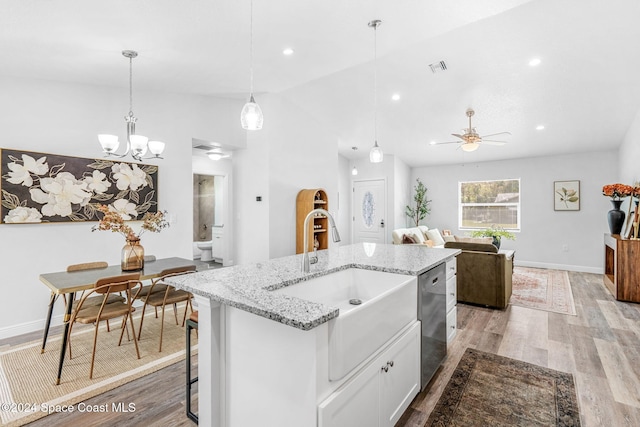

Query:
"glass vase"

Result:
[[121, 238, 144, 271]]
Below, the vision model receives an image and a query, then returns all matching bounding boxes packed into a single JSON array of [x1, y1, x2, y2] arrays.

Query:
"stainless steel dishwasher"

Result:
[[418, 262, 447, 390]]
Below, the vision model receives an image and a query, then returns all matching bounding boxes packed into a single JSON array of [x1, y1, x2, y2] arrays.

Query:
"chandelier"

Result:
[[98, 50, 165, 161]]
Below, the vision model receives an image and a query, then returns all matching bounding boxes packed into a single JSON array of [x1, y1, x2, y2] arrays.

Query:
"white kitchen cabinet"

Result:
[[445, 257, 457, 343], [318, 322, 420, 427]]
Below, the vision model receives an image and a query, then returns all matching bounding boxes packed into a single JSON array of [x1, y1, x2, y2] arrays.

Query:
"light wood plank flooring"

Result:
[[397, 271, 640, 427], [6, 270, 639, 426]]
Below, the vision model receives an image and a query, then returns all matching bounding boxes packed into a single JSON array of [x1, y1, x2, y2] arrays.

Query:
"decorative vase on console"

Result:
[[607, 200, 625, 236], [602, 183, 633, 235]]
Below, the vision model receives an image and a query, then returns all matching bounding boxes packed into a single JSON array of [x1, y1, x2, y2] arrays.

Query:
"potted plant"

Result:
[[469, 224, 515, 249], [405, 178, 431, 227]]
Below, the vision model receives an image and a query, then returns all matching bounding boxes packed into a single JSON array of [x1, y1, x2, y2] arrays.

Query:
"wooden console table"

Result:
[[604, 233, 640, 302]]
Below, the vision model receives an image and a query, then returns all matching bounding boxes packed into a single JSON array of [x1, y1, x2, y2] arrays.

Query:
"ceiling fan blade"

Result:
[[431, 141, 460, 145], [481, 140, 507, 146], [480, 131, 511, 138], [451, 133, 466, 139]]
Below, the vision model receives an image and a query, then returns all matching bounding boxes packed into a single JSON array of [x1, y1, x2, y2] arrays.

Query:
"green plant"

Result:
[[405, 178, 431, 227], [470, 225, 516, 241]]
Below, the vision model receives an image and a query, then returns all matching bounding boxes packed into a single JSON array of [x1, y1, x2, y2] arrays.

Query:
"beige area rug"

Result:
[[0, 306, 197, 427], [425, 348, 581, 426], [510, 267, 577, 315]]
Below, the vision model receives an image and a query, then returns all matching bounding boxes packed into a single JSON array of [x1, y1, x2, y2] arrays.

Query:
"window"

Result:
[[459, 179, 520, 230]]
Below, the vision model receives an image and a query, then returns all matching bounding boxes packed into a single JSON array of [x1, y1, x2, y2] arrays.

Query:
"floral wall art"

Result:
[[0, 148, 158, 224], [554, 180, 580, 211]]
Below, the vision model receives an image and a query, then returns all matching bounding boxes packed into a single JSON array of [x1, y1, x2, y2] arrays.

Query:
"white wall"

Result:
[[0, 76, 243, 337], [619, 109, 640, 185], [393, 157, 411, 229], [337, 155, 352, 245], [412, 150, 618, 272]]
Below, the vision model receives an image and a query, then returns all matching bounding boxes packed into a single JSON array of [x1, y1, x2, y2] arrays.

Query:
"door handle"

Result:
[[380, 219, 385, 228]]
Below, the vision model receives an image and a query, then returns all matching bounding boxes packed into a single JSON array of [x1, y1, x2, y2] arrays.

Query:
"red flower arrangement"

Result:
[[602, 183, 634, 200]]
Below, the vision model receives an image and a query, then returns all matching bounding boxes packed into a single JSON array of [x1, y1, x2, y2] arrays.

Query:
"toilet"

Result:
[[196, 241, 214, 262]]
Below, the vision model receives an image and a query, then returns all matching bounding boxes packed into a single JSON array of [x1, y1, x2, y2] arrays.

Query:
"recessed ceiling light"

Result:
[[391, 93, 400, 101], [536, 125, 545, 130], [529, 57, 541, 67], [282, 48, 294, 56]]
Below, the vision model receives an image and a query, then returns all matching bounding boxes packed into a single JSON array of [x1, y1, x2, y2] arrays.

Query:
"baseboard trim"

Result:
[[515, 260, 603, 274]]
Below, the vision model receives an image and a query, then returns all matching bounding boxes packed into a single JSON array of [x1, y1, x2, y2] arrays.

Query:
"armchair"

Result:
[[444, 241, 514, 309]]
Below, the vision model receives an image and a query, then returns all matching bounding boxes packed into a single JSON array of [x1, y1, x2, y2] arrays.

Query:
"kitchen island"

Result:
[[168, 243, 459, 427]]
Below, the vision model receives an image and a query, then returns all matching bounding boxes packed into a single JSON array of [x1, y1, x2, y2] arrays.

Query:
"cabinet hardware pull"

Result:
[[381, 365, 389, 372], [387, 361, 394, 367]]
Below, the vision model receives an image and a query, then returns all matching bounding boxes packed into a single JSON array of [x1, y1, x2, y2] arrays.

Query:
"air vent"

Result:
[[429, 60, 447, 73]]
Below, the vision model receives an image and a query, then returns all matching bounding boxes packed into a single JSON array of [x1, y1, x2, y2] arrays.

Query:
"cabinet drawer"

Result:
[[446, 277, 456, 313], [446, 308, 457, 343], [446, 258, 457, 279]]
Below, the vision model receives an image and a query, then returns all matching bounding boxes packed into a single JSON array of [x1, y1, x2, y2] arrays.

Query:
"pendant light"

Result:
[[351, 146, 359, 175], [240, 0, 263, 130], [368, 20, 383, 163], [98, 50, 165, 161]]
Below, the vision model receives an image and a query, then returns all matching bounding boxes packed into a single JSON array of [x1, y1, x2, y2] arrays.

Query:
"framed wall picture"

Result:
[[554, 180, 580, 211], [1, 148, 158, 224]]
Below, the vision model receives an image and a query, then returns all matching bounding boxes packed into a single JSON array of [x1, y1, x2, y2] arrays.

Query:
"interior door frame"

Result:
[[351, 177, 388, 244]]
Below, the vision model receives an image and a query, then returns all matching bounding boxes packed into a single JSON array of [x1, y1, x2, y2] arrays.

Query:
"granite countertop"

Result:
[[167, 243, 460, 331]]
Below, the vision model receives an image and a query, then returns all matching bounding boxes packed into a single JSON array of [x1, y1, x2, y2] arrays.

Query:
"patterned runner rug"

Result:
[[0, 307, 196, 426], [510, 267, 577, 315], [425, 348, 581, 426]]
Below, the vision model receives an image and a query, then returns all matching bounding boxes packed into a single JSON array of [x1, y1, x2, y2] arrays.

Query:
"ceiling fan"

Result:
[[431, 108, 511, 152]]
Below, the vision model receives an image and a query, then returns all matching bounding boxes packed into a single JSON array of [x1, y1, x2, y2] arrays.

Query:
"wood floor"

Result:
[[8, 270, 640, 426], [397, 271, 640, 427]]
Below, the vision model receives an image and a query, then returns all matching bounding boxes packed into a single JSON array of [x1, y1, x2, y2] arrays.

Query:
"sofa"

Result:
[[444, 241, 514, 309], [391, 226, 446, 248]]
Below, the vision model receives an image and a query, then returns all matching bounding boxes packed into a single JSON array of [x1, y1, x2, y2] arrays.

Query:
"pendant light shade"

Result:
[[368, 20, 383, 163], [370, 141, 383, 163], [352, 166, 358, 175], [240, 0, 263, 130], [241, 94, 264, 130]]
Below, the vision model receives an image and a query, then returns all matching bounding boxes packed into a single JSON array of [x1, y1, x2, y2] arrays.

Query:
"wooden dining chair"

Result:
[[67, 273, 142, 379], [137, 265, 196, 352], [65, 262, 125, 332]]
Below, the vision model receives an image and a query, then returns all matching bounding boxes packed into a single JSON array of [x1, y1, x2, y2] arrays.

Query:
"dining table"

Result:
[[39, 257, 209, 385]]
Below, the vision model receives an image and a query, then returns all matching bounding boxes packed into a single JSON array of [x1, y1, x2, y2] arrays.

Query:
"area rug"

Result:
[[0, 307, 197, 427], [510, 267, 577, 315], [425, 348, 581, 426]]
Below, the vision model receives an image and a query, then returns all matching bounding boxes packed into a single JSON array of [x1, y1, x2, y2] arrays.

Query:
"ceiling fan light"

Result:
[[148, 140, 165, 155], [461, 142, 479, 152], [241, 95, 264, 130], [98, 134, 119, 153]]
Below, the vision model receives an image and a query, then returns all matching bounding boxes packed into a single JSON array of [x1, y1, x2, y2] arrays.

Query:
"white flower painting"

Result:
[[0, 148, 158, 223]]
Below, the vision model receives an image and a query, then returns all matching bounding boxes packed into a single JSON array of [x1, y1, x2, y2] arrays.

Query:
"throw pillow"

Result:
[[424, 240, 435, 247], [426, 228, 445, 246], [417, 225, 430, 240], [402, 234, 418, 244], [443, 235, 456, 243]]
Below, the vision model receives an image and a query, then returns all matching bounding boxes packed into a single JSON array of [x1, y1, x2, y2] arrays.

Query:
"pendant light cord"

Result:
[[249, 0, 254, 96], [129, 55, 134, 116], [373, 22, 378, 143]]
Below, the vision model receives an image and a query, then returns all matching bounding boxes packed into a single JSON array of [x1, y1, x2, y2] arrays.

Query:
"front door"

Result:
[[353, 179, 386, 244]]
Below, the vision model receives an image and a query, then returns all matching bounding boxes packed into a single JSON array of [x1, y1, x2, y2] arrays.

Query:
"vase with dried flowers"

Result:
[[602, 183, 634, 235], [92, 205, 170, 271]]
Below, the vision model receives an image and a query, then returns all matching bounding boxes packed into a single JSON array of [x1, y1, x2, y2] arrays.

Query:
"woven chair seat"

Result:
[[136, 283, 168, 298], [72, 294, 124, 309], [144, 289, 192, 306], [74, 302, 136, 324]]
